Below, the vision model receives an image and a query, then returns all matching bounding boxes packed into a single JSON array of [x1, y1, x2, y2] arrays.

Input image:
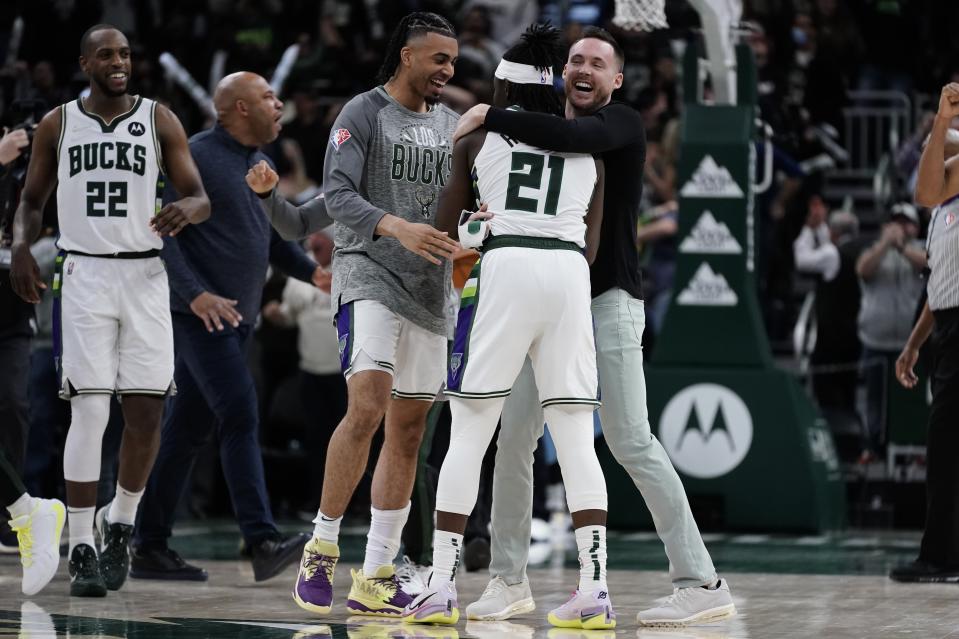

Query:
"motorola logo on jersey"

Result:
[[659, 383, 753, 479], [127, 121, 146, 136], [67, 142, 147, 177], [391, 123, 452, 187]]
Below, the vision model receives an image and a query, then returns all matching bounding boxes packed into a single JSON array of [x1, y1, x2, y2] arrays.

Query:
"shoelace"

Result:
[[303, 553, 336, 582], [661, 587, 690, 607], [395, 557, 418, 584], [481, 577, 509, 599], [369, 574, 399, 596], [11, 522, 33, 567]]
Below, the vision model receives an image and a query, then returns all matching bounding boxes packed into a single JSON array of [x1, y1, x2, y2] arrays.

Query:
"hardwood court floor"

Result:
[[2, 526, 958, 638]]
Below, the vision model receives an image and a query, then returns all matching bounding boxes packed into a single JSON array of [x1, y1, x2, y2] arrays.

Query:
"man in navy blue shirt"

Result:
[[132, 72, 322, 582]]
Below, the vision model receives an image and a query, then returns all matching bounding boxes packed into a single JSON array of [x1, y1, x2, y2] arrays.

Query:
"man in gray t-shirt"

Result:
[[856, 203, 926, 455], [248, 12, 461, 619]]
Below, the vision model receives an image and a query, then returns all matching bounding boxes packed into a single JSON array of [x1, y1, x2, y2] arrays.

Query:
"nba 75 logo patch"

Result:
[[330, 128, 351, 150]]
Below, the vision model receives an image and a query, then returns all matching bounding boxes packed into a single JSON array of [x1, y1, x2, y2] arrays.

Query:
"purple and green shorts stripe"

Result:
[[447, 259, 482, 392]]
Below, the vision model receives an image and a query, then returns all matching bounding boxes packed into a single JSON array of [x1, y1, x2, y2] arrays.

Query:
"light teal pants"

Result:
[[490, 287, 717, 588]]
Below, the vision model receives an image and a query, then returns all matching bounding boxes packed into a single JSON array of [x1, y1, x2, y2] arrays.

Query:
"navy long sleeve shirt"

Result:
[[162, 124, 316, 324]]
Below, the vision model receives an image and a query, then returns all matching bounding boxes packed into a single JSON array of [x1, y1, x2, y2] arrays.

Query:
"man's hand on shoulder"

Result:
[[453, 104, 490, 144], [189, 291, 242, 332]]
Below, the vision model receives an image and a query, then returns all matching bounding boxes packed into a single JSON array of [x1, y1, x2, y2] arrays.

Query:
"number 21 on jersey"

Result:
[[505, 151, 565, 216]]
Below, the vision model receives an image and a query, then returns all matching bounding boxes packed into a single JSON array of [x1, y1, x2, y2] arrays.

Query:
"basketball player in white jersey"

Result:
[[10, 24, 209, 597], [402, 25, 613, 629]]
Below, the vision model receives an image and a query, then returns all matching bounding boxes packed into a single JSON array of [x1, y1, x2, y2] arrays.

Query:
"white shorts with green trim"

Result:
[[445, 238, 600, 407], [54, 252, 174, 399], [335, 299, 446, 401]]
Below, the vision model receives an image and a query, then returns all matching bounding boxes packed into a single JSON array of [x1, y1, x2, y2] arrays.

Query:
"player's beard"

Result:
[[93, 75, 128, 98], [566, 86, 610, 116]]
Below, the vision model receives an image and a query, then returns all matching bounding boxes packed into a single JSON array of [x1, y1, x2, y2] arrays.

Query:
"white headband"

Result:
[[494, 59, 554, 85]]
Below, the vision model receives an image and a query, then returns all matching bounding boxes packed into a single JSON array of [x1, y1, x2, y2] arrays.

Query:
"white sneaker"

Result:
[[395, 555, 429, 596], [637, 578, 737, 627], [10, 498, 66, 596], [466, 577, 536, 621]]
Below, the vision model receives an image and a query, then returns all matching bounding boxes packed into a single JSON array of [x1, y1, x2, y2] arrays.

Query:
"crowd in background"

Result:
[[1, 0, 957, 526]]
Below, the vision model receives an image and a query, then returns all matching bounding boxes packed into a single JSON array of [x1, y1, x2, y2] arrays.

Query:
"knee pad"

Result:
[[544, 405, 608, 513], [63, 394, 112, 482]]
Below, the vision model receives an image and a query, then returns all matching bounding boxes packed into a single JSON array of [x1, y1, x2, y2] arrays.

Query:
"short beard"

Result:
[[93, 76, 127, 98]]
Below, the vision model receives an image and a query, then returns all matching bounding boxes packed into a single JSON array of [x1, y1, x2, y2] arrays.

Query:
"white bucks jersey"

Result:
[[472, 130, 596, 247], [56, 96, 163, 254]]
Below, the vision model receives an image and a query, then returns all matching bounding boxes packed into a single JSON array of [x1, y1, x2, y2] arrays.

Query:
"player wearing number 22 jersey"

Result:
[[9, 25, 208, 598]]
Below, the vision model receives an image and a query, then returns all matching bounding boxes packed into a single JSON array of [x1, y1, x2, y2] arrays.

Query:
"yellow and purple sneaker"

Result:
[[293, 537, 339, 614], [346, 565, 414, 617], [547, 589, 615, 630], [403, 575, 460, 625]]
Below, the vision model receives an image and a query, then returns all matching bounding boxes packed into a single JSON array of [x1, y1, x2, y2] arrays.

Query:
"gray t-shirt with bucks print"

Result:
[[324, 86, 458, 337]]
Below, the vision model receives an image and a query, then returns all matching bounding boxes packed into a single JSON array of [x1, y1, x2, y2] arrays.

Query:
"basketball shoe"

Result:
[[466, 577, 535, 620], [9, 498, 65, 595], [547, 589, 615, 630], [403, 575, 460, 625], [293, 537, 339, 614], [636, 578, 736, 627], [396, 554, 430, 596], [95, 503, 133, 591], [346, 565, 413, 616], [69, 544, 107, 597]]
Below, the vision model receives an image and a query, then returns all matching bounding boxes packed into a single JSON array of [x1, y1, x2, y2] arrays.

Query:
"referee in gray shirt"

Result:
[[891, 83, 959, 583]]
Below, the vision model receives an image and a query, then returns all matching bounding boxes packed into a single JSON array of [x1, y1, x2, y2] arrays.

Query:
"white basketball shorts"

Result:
[[445, 239, 600, 408], [53, 252, 174, 399], [335, 299, 446, 401]]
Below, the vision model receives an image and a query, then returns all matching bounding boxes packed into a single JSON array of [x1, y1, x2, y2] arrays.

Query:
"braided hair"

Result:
[[376, 12, 456, 85], [501, 23, 565, 116]]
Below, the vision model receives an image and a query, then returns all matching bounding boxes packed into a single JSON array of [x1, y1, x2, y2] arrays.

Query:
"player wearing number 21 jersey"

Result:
[[401, 25, 615, 630]]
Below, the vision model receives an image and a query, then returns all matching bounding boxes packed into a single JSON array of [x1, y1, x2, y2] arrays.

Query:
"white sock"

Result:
[[68, 506, 96, 556], [7, 493, 35, 519], [363, 502, 411, 575], [575, 525, 608, 593], [431, 530, 463, 584], [109, 484, 144, 525], [312, 510, 342, 544]]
